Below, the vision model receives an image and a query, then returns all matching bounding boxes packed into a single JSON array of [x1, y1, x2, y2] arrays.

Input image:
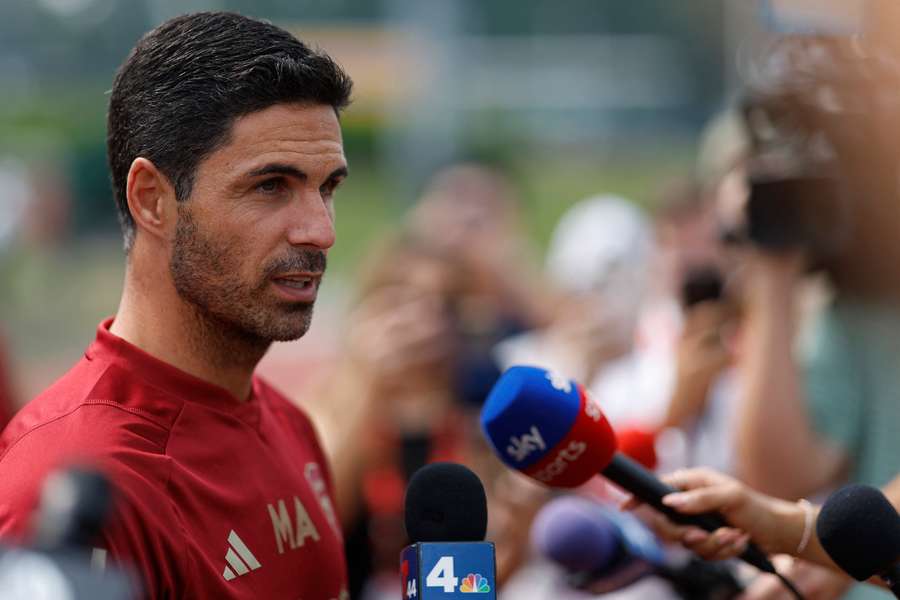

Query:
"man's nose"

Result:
[[286, 193, 336, 250]]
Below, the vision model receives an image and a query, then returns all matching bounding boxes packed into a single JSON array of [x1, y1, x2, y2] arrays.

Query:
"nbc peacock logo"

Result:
[[460, 573, 491, 593]]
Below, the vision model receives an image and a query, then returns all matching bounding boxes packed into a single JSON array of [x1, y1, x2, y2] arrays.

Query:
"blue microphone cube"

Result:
[[401, 542, 497, 599]]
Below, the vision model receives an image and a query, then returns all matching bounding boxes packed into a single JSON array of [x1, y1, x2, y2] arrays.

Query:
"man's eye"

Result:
[[321, 180, 342, 199], [256, 178, 284, 194]]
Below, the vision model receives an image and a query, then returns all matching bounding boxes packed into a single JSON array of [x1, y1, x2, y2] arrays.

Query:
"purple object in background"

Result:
[[531, 495, 621, 572]]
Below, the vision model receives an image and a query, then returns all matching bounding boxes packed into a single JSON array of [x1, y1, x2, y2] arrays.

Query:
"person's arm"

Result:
[[736, 252, 847, 499], [656, 468, 834, 568], [641, 468, 895, 591], [308, 361, 379, 527], [310, 287, 459, 526], [662, 302, 732, 431]]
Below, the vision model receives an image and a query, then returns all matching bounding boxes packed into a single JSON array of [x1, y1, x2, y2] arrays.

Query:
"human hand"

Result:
[[543, 293, 634, 381], [624, 468, 803, 561], [344, 285, 458, 394], [666, 302, 733, 427]]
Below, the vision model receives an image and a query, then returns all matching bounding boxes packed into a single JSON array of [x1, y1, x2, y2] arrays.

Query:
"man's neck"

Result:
[[110, 264, 268, 402]]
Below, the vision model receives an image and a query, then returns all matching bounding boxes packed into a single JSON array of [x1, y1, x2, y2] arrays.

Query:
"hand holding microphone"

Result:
[[634, 469, 809, 562], [479, 366, 805, 599]]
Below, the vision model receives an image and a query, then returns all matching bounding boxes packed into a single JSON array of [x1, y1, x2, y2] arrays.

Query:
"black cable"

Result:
[[775, 571, 806, 600]]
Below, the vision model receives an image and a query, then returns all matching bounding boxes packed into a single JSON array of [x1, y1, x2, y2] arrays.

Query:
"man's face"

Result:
[[169, 103, 347, 342]]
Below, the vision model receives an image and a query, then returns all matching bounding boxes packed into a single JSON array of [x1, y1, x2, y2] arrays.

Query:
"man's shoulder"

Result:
[[0, 355, 184, 480], [0, 360, 179, 545]]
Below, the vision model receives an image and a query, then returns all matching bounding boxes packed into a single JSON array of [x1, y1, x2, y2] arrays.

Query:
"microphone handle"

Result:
[[601, 453, 777, 575]]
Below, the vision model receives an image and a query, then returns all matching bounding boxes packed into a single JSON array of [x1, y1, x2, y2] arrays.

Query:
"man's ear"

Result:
[[125, 157, 177, 243]]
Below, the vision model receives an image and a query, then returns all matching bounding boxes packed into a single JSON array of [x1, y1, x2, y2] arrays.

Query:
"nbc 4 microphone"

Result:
[[401, 463, 497, 599], [533, 495, 743, 600], [480, 366, 804, 600], [817, 484, 900, 598]]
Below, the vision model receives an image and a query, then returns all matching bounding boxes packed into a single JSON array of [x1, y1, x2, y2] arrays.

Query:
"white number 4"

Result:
[[426, 556, 458, 593], [406, 578, 417, 597]]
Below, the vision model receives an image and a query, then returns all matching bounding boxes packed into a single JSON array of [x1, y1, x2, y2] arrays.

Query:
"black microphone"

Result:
[[817, 484, 900, 598], [401, 463, 497, 599], [0, 465, 137, 599], [34, 467, 114, 550], [404, 462, 487, 543]]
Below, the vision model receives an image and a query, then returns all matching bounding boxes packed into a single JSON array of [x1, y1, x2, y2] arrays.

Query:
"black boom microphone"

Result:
[[817, 484, 900, 598]]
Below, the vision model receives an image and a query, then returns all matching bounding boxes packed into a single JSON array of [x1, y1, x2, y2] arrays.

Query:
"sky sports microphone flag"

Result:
[[479, 365, 616, 487], [479, 365, 804, 597], [401, 463, 496, 600]]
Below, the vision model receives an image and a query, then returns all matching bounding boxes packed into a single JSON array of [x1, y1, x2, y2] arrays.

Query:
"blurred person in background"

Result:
[[496, 194, 667, 429], [407, 162, 553, 334], [312, 233, 547, 599], [0, 159, 31, 253], [0, 160, 27, 432], [304, 164, 554, 598], [20, 162, 72, 251], [0, 334, 16, 430], [320, 234, 471, 599], [495, 195, 683, 600], [709, 34, 900, 600], [654, 179, 742, 476], [0, 12, 353, 599]]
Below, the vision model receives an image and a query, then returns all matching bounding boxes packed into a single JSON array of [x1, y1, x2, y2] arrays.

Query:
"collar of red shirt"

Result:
[[86, 318, 263, 427]]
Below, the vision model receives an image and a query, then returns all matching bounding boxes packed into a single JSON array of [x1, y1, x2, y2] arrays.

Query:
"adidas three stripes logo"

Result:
[[222, 530, 262, 581]]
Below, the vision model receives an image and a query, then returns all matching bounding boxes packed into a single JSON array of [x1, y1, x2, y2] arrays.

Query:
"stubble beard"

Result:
[[169, 207, 323, 363]]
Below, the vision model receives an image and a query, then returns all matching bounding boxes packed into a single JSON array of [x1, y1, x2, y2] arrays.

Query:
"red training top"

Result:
[[0, 319, 349, 600]]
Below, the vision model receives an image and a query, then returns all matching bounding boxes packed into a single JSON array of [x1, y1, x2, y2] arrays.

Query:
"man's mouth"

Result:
[[273, 275, 317, 289], [270, 272, 322, 301]]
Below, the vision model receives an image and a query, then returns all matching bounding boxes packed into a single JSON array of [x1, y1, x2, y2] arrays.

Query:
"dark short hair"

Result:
[[107, 12, 353, 250]]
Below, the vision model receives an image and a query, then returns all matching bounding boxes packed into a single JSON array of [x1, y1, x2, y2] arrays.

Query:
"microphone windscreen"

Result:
[[35, 466, 113, 549], [616, 428, 658, 470], [404, 462, 487, 543], [816, 484, 900, 581], [531, 495, 620, 572], [480, 366, 617, 488]]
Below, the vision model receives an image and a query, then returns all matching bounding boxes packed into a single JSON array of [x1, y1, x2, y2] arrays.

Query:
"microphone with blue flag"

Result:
[[401, 463, 496, 600]]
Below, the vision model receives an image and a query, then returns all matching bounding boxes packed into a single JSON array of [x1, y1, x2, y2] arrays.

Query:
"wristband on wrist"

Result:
[[796, 498, 815, 555]]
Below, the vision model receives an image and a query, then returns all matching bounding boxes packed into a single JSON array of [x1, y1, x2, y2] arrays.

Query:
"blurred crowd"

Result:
[[290, 33, 897, 600], [2, 13, 900, 600]]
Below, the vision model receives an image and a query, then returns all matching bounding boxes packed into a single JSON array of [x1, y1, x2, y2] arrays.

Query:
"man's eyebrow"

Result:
[[244, 164, 349, 181], [326, 166, 349, 181], [245, 164, 307, 180]]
